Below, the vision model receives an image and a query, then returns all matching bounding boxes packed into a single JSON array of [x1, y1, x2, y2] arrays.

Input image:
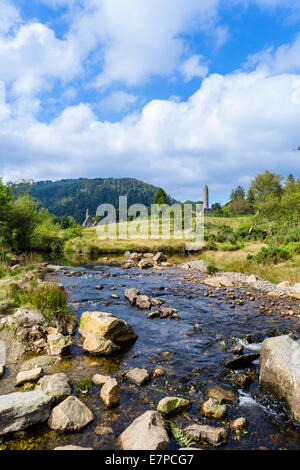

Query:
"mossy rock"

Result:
[[157, 396, 191, 415]]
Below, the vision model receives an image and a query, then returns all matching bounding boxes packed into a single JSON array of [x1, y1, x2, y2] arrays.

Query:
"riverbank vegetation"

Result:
[[0, 170, 299, 284]]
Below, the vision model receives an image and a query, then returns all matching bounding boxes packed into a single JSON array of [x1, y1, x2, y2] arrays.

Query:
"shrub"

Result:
[[253, 246, 291, 264]]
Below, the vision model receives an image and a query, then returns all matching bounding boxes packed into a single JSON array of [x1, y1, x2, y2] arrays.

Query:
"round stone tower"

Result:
[[203, 185, 209, 211]]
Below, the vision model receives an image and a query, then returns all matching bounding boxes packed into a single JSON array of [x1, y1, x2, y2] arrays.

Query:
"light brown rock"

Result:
[[48, 396, 94, 432], [100, 378, 121, 407], [82, 333, 120, 355], [124, 288, 140, 305], [207, 386, 237, 404], [16, 368, 43, 386], [92, 374, 112, 386], [79, 311, 138, 343], [125, 368, 150, 386], [202, 398, 227, 418], [119, 410, 169, 450], [184, 424, 227, 445], [136, 295, 151, 309]]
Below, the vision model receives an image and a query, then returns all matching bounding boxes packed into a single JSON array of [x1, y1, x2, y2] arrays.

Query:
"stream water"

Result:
[[1, 257, 300, 450]]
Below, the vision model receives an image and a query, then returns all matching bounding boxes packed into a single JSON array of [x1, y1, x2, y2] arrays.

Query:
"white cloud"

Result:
[[0, 0, 20, 34], [67, 0, 221, 87], [1, 68, 299, 201], [246, 33, 300, 74], [0, 22, 80, 100], [98, 91, 138, 113], [179, 55, 209, 82]]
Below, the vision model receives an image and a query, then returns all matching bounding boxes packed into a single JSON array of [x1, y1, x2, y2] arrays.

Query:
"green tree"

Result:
[[248, 170, 283, 204], [154, 188, 167, 205], [0, 179, 12, 241], [230, 186, 245, 201], [7, 195, 39, 250]]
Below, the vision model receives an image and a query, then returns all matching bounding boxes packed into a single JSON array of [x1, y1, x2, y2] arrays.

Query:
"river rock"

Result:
[[225, 353, 260, 369], [143, 253, 154, 259], [0, 391, 53, 435], [100, 378, 121, 407], [136, 295, 151, 309], [0, 341, 6, 367], [259, 335, 300, 421], [160, 307, 177, 318], [203, 277, 233, 288], [124, 288, 140, 305], [207, 386, 237, 404], [20, 355, 59, 371], [184, 424, 227, 446], [122, 261, 135, 270], [47, 331, 72, 356], [46, 265, 61, 273], [0, 366, 4, 378], [8, 308, 48, 327], [79, 311, 138, 343], [202, 398, 227, 418], [246, 275, 257, 284], [125, 368, 150, 386], [16, 368, 43, 386], [119, 410, 170, 450], [48, 396, 94, 431], [55, 445, 93, 450], [138, 260, 153, 269], [92, 374, 111, 386], [153, 253, 167, 264], [36, 373, 71, 402], [157, 397, 191, 415], [82, 333, 120, 355], [231, 417, 248, 431]]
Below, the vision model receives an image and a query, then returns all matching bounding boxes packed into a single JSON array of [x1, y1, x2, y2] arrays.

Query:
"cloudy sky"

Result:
[[0, 0, 300, 203]]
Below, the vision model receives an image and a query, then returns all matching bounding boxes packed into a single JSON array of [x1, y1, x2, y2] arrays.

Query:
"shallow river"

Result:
[[1, 258, 300, 450]]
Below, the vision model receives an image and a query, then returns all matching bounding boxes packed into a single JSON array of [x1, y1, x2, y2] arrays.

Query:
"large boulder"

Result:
[[119, 410, 170, 450], [82, 333, 120, 355], [259, 335, 300, 421], [0, 391, 53, 435], [48, 396, 94, 432], [36, 373, 72, 402], [79, 311, 138, 343]]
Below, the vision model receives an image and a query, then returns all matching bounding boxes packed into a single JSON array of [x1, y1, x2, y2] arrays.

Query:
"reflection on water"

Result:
[[1, 256, 300, 450]]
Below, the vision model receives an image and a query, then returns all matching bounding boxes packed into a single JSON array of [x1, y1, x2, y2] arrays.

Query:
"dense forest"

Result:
[[31, 178, 176, 223]]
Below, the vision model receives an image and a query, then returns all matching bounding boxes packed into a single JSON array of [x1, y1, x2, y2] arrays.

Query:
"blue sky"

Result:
[[0, 0, 300, 204]]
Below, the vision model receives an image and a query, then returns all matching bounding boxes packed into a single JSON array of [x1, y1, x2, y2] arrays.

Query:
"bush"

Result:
[[6, 281, 74, 325], [252, 246, 291, 265]]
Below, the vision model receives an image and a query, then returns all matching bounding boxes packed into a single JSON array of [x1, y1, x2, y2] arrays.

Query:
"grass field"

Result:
[[63, 216, 300, 284]]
